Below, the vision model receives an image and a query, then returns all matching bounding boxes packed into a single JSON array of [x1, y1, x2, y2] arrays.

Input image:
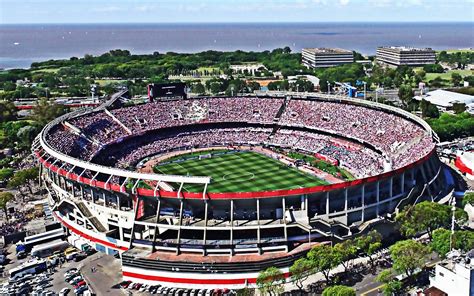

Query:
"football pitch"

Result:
[[153, 151, 328, 193]]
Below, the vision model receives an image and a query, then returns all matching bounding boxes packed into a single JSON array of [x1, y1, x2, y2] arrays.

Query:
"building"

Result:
[[414, 89, 474, 112], [376, 46, 436, 66], [33, 90, 448, 290], [302, 48, 354, 68], [429, 250, 474, 296]]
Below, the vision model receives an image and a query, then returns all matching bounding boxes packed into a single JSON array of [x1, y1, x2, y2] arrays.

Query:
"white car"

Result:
[[60, 287, 70, 295]]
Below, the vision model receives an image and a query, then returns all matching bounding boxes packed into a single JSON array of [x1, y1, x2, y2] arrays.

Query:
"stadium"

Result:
[[33, 87, 449, 289]]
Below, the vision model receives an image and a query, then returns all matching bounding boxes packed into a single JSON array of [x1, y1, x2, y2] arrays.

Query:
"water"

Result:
[[0, 22, 473, 69]]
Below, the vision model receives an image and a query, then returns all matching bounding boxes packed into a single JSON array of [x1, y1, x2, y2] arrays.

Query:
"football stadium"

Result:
[[33, 87, 449, 289]]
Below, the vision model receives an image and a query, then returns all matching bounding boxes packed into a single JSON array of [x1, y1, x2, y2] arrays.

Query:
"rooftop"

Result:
[[377, 46, 434, 52], [303, 48, 353, 54]]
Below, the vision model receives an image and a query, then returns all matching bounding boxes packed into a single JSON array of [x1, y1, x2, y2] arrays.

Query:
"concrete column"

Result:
[[152, 198, 161, 253], [176, 200, 184, 255], [326, 192, 330, 216], [230, 200, 234, 256], [257, 199, 261, 254], [401, 172, 405, 193], [282, 198, 288, 251], [203, 201, 208, 256], [376, 181, 380, 217], [361, 185, 365, 222]]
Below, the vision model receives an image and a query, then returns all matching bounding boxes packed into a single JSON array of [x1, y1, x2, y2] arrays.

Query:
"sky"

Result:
[[0, 0, 473, 24]]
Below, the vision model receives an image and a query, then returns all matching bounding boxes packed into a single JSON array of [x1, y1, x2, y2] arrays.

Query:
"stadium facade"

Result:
[[33, 90, 449, 289]]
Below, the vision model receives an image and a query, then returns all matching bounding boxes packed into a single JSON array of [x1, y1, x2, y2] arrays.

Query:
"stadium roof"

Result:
[[414, 89, 474, 108]]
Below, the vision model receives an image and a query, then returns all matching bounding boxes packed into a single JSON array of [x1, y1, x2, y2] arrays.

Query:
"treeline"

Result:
[[426, 112, 474, 141], [438, 50, 474, 68]]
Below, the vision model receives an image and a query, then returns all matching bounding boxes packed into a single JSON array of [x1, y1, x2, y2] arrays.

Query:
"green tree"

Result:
[[431, 228, 474, 257], [389, 239, 429, 277], [0, 192, 14, 221], [307, 244, 340, 283], [452, 102, 467, 114], [462, 192, 474, 207], [396, 201, 466, 238], [256, 267, 285, 296], [0, 101, 17, 123], [7, 167, 39, 195], [451, 72, 462, 86], [333, 239, 357, 273], [355, 230, 382, 269], [322, 285, 356, 296], [375, 269, 403, 296], [398, 84, 413, 106], [30, 98, 67, 126], [0, 168, 14, 182], [290, 257, 314, 291], [420, 99, 440, 118], [190, 82, 205, 95]]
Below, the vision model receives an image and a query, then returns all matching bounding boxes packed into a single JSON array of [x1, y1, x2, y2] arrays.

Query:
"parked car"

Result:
[[59, 287, 70, 296]]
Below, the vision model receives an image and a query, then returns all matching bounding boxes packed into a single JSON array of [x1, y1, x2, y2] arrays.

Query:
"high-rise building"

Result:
[[376, 46, 436, 66], [302, 48, 354, 68]]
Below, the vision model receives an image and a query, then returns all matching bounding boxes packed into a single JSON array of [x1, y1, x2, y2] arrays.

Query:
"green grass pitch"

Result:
[[153, 151, 328, 193]]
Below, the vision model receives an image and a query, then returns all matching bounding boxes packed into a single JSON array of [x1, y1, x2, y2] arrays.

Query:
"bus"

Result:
[[31, 240, 70, 258], [24, 228, 65, 251], [9, 258, 47, 281]]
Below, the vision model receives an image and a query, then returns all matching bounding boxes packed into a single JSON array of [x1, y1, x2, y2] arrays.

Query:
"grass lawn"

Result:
[[154, 151, 328, 193], [424, 69, 473, 82]]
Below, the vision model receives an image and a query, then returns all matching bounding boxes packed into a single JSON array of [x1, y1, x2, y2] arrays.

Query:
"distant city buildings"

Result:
[[302, 48, 354, 68], [376, 46, 436, 66]]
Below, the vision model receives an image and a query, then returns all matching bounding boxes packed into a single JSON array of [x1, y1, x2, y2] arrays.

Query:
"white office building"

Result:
[[376, 46, 436, 66], [429, 250, 474, 296], [302, 48, 354, 68]]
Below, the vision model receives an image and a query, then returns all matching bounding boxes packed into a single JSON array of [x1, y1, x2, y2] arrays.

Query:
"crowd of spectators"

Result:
[[45, 125, 95, 160], [68, 111, 128, 145], [280, 101, 432, 151], [110, 97, 284, 134], [44, 97, 435, 177], [270, 129, 384, 178], [0, 208, 35, 237]]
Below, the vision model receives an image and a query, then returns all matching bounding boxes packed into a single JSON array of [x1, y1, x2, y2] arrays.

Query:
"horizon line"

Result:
[[1, 20, 474, 25]]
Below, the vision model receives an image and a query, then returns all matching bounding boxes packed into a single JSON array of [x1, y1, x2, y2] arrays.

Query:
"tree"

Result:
[[0, 101, 17, 123], [333, 239, 357, 273], [452, 102, 467, 114], [7, 167, 39, 195], [190, 82, 205, 95], [376, 269, 403, 296], [355, 230, 382, 269], [322, 285, 356, 296], [256, 267, 285, 296], [398, 84, 413, 106], [396, 201, 466, 238], [422, 64, 444, 73], [420, 99, 440, 118], [389, 239, 429, 277], [30, 98, 67, 126], [307, 244, 340, 283], [384, 280, 402, 296], [431, 228, 474, 257], [0, 168, 14, 182], [451, 72, 462, 86], [290, 257, 314, 292], [0, 192, 14, 221], [462, 192, 474, 207]]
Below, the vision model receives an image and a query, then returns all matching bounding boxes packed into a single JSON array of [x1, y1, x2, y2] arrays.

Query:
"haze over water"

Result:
[[1, 22, 473, 69]]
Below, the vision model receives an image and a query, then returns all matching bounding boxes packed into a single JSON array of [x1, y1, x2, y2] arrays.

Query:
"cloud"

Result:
[[339, 0, 350, 6]]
